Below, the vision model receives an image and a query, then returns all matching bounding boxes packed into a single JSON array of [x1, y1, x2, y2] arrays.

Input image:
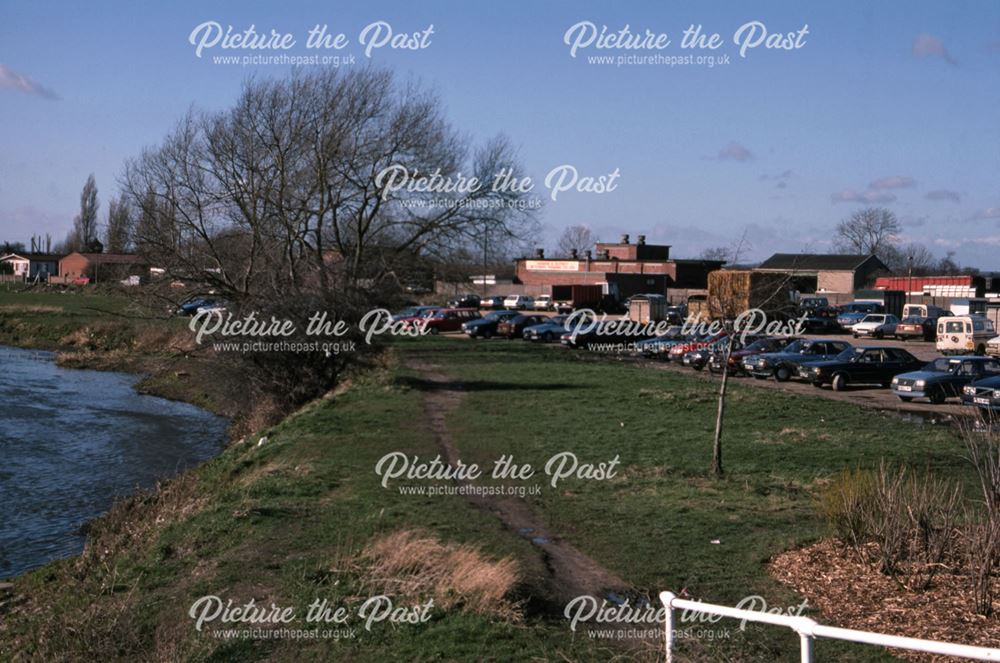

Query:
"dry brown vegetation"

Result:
[[358, 529, 523, 622]]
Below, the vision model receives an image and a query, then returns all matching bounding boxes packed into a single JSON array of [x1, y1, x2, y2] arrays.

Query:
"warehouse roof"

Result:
[[758, 253, 887, 272]]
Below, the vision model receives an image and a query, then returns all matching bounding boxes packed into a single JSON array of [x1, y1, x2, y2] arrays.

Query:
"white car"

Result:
[[533, 295, 553, 311], [852, 313, 899, 339], [504, 294, 534, 310]]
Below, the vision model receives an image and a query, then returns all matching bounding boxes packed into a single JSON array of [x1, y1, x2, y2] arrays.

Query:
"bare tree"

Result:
[[834, 207, 900, 263], [105, 196, 131, 253], [73, 174, 100, 250], [700, 246, 730, 262], [556, 225, 594, 257], [121, 69, 536, 303], [708, 232, 792, 477]]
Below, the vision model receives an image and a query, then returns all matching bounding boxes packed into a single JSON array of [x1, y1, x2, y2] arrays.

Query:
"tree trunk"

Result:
[[711, 334, 736, 476]]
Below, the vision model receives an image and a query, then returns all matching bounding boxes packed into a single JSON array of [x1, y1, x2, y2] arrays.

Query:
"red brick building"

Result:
[[58, 252, 148, 283], [513, 234, 724, 300]]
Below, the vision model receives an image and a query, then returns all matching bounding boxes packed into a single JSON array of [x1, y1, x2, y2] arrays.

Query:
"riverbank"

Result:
[[0, 285, 248, 425], [2, 323, 988, 660]]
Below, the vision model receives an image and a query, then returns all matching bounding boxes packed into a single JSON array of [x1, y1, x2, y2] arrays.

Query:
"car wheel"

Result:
[[774, 366, 791, 382], [853, 333, 859, 338], [693, 364, 704, 372], [897, 336, 906, 342], [929, 388, 946, 405], [753, 374, 767, 380], [543, 331, 554, 342], [811, 381, 823, 388], [874, 331, 883, 339], [429, 327, 440, 335], [831, 373, 847, 391], [483, 329, 493, 339], [898, 396, 913, 402]]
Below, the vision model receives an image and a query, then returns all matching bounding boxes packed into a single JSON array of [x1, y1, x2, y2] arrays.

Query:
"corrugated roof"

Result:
[[758, 253, 884, 271]]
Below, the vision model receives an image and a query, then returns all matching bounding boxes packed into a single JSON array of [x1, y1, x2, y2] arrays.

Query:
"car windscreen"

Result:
[[836, 347, 861, 361], [926, 358, 954, 372]]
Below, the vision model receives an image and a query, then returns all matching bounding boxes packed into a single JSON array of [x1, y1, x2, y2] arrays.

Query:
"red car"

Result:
[[496, 314, 550, 339], [418, 308, 481, 334], [668, 332, 727, 362]]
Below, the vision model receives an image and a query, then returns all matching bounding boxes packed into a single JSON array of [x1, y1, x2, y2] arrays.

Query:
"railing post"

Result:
[[660, 591, 676, 663], [799, 633, 813, 663], [797, 617, 817, 663]]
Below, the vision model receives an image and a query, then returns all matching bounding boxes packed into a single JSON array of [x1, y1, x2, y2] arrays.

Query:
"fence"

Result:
[[659, 591, 1000, 662]]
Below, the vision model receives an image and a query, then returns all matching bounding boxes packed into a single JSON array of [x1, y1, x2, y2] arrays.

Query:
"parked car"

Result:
[[798, 306, 840, 333], [497, 314, 549, 339], [961, 373, 1000, 411], [503, 294, 535, 310], [448, 294, 481, 309], [683, 336, 761, 371], [746, 339, 852, 381], [894, 316, 937, 342], [561, 319, 652, 350], [836, 301, 885, 330], [419, 308, 481, 334], [892, 356, 1000, 404], [708, 336, 798, 375], [462, 310, 519, 338], [178, 297, 224, 316], [633, 328, 687, 357], [533, 295, 554, 311], [392, 305, 438, 322], [937, 315, 996, 356], [668, 332, 727, 363], [852, 313, 899, 339], [523, 315, 571, 342], [801, 346, 923, 391], [480, 295, 508, 310]]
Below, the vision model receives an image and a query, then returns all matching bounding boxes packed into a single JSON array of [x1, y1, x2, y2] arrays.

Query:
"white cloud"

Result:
[[0, 64, 58, 100], [830, 189, 897, 204], [913, 33, 957, 65], [869, 175, 915, 190], [717, 141, 754, 162], [925, 189, 960, 203]]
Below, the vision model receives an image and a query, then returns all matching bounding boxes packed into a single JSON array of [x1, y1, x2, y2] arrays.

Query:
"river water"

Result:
[[0, 346, 227, 578]]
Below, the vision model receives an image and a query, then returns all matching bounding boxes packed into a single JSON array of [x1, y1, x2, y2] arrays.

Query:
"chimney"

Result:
[[637, 235, 646, 245], [535, 248, 545, 259], [620, 233, 630, 244], [570, 248, 578, 259], [601, 249, 610, 259], [584, 250, 592, 259]]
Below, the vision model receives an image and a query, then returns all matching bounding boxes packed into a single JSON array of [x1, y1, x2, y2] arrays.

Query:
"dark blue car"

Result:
[[894, 356, 1000, 404], [523, 315, 570, 342], [746, 339, 852, 381]]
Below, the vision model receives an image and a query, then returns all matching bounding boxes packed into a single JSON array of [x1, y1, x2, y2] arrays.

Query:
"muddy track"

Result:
[[406, 360, 629, 606]]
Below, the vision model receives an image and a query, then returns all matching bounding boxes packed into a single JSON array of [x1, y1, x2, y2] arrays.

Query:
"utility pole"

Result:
[[907, 255, 913, 306]]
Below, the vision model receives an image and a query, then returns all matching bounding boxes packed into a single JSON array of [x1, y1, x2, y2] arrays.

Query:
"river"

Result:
[[0, 346, 227, 578]]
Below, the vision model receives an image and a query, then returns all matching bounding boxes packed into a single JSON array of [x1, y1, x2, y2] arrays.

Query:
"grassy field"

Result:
[[0, 291, 969, 662], [0, 312, 977, 661]]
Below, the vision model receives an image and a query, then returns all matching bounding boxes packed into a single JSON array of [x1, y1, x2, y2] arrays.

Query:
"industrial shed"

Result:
[[755, 253, 889, 294]]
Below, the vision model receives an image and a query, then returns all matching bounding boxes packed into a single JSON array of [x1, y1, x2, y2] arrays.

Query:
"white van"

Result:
[[902, 303, 946, 320], [936, 315, 996, 355]]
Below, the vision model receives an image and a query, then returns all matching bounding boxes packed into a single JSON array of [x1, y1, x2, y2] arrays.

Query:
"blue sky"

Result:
[[1, 1, 998, 266]]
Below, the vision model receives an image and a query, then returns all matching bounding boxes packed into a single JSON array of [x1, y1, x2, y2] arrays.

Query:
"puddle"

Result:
[[530, 536, 550, 545], [517, 527, 534, 534]]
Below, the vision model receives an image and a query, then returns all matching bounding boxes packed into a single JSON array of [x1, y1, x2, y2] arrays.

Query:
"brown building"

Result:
[[58, 252, 148, 283], [755, 253, 890, 294], [513, 234, 724, 300]]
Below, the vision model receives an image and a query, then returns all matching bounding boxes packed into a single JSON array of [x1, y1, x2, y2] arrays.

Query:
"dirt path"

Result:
[[406, 360, 629, 606]]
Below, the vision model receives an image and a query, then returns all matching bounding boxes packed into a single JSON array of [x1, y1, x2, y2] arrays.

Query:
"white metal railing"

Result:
[[659, 591, 1000, 663]]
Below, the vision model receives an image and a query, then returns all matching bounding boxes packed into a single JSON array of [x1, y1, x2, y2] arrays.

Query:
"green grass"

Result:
[[0, 328, 976, 662]]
